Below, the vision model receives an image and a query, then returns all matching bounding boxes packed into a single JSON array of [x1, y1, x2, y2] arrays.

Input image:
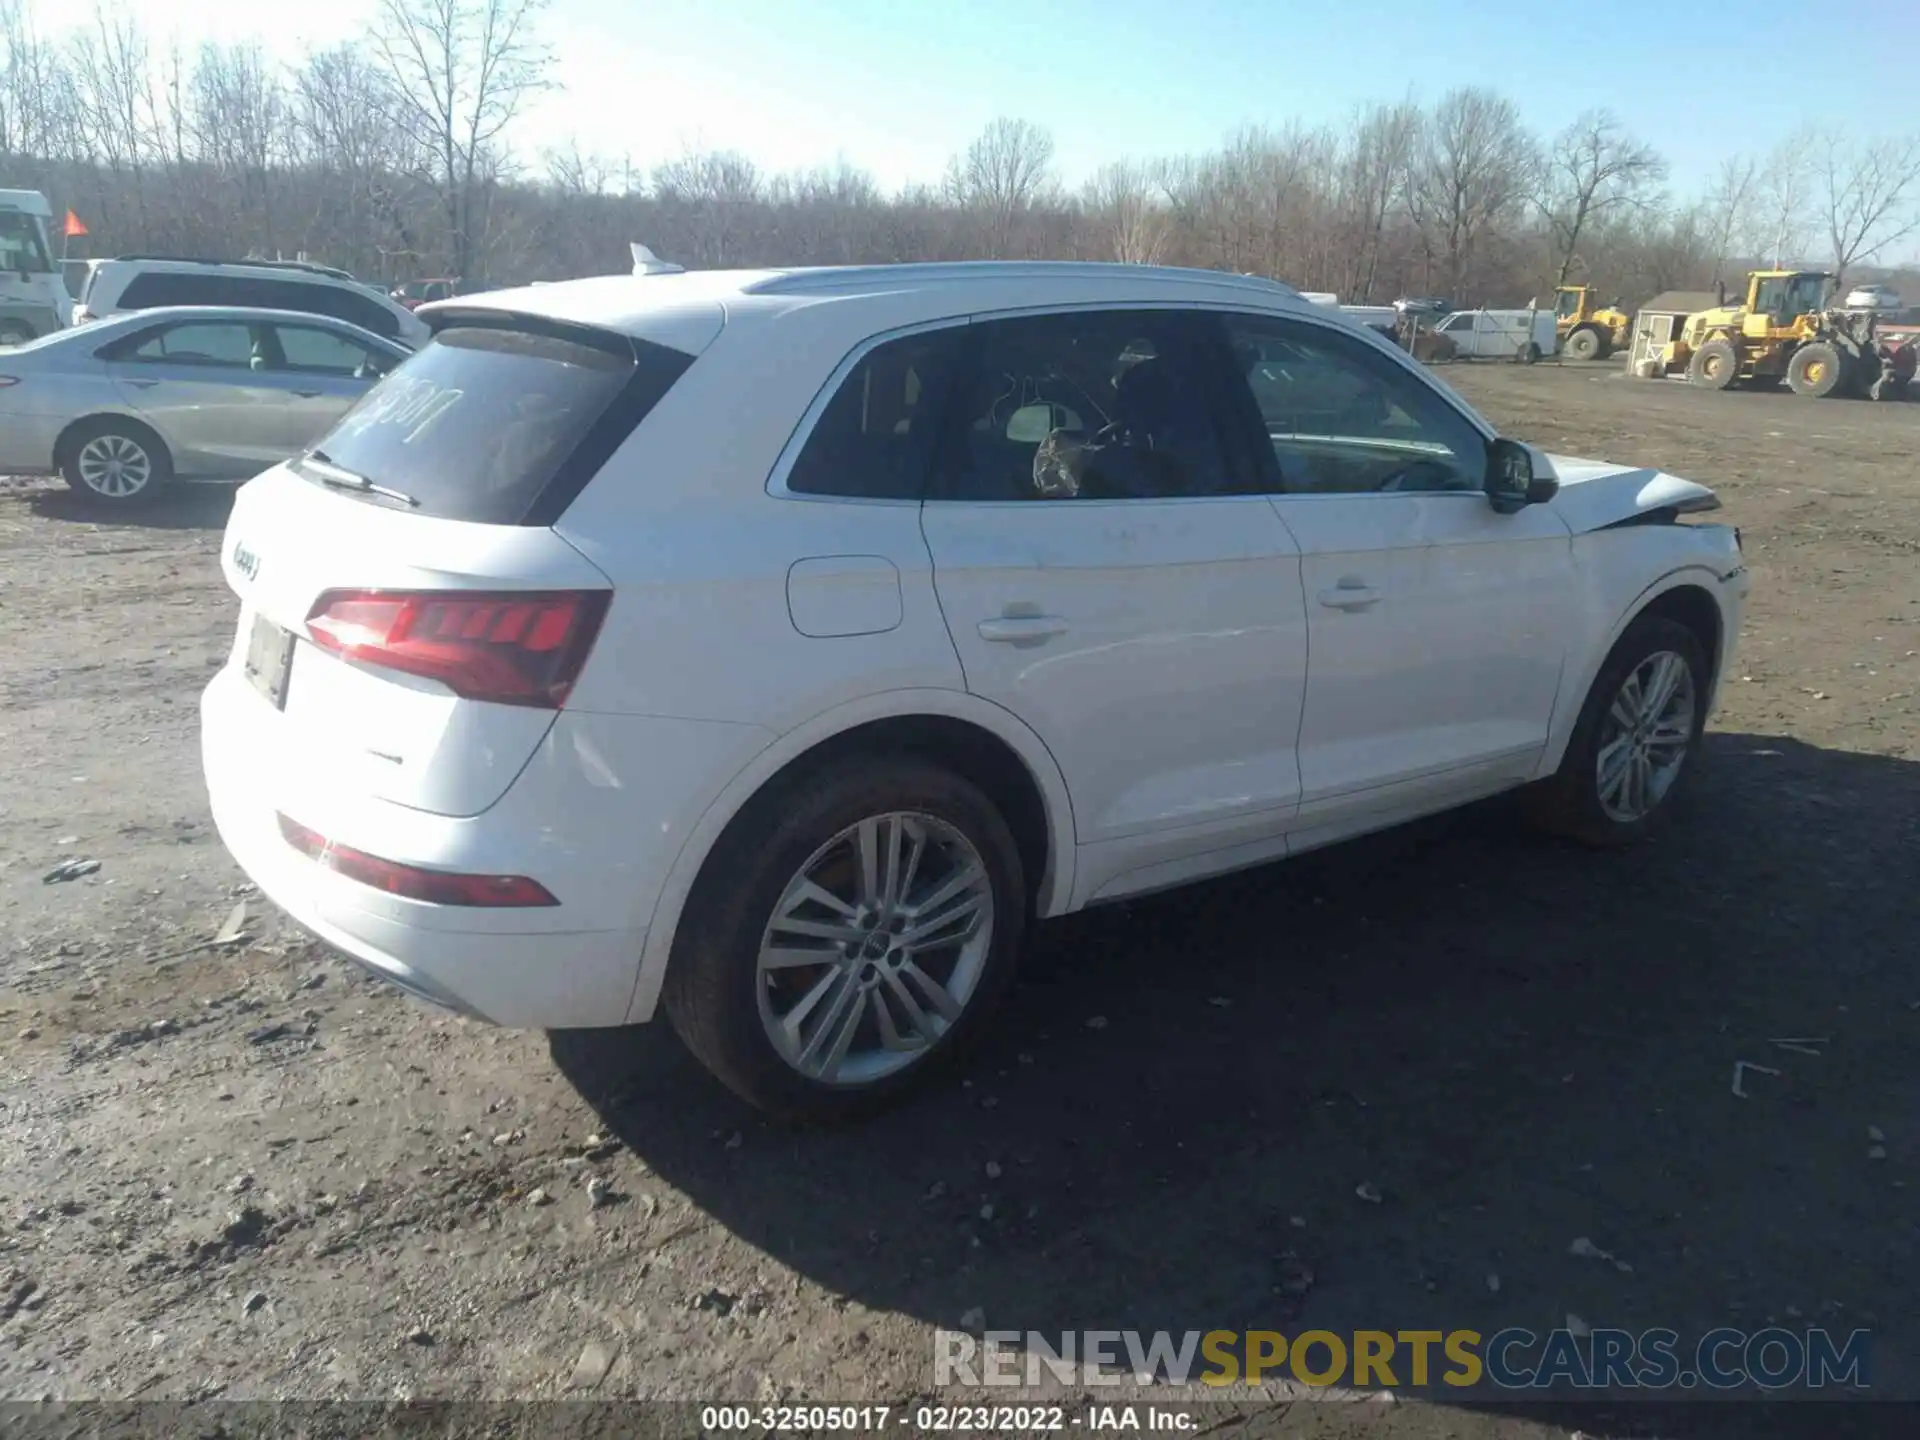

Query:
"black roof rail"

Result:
[[108, 254, 357, 281]]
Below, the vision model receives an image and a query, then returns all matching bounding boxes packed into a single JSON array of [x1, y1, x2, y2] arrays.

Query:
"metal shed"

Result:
[[1627, 290, 1723, 376]]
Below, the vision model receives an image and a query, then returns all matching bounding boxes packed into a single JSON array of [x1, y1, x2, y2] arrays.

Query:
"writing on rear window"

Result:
[[337, 375, 467, 445], [295, 323, 692, 525]]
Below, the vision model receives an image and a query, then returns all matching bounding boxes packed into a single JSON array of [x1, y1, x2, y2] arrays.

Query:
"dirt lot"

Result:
[[3, 362, 1917, 1436]]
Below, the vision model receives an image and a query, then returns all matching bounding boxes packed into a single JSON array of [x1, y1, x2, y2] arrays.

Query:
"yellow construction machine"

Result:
[[1554, 285, 1632, 361], [1662, 269, 1916, 399]]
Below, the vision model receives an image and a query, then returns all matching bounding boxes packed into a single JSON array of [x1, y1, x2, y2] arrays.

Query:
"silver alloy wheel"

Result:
[[755, 810, 994, 1087], [1596, 649, 1696, 823], [76, 433, 153, 499]]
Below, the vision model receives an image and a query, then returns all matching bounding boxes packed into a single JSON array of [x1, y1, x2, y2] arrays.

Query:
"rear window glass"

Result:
[[299, 324, 693, 525]]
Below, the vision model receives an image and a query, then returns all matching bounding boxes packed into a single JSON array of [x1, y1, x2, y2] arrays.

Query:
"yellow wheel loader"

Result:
[[1554, 285, 1632, 362], [1662, 270, 1916, 400]]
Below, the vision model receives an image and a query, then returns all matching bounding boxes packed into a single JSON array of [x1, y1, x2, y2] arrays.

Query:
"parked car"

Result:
[[62, 258, 105, 323], [73, 255, 430, 347], [1433, 307, 1558, 361], [1842, 283, 1903, 312], [0, 306, 409, 503], [201, 261, 1750, 1119]]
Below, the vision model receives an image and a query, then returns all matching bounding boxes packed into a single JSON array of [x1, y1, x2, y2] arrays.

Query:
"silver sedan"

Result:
[[0, 306, 410, 504]]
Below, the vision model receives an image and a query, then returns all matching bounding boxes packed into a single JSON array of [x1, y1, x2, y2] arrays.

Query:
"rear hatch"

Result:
[[218, 313, 704, 817]]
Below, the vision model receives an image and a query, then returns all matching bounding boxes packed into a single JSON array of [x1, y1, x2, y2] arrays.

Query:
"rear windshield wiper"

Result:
[[304, 450, 420, 508]]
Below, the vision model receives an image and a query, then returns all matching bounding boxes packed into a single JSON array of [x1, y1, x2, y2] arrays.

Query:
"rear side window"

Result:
[[301, 323, 693, 525], [117, 272, 229, 308], [785, 329, 963, 499]]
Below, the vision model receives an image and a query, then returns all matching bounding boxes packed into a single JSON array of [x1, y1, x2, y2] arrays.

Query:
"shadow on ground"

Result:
[[552, 733, 1919, 1424], [24, 481, 236, 530]]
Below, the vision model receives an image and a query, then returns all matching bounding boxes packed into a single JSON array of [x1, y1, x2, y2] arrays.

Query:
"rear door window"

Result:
[[272, 322, 394, 376], [785, 328, 963, 499], [300, 323, 694, 524]]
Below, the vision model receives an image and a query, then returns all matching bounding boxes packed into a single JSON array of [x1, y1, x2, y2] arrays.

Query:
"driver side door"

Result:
[[1213, 310, 1574, 840]]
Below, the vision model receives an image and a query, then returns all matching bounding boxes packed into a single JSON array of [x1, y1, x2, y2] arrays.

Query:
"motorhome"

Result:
[[0, 190, 66, 345]]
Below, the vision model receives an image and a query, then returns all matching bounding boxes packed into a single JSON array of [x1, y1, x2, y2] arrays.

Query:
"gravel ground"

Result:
[[2, 361, 1917, 1438]]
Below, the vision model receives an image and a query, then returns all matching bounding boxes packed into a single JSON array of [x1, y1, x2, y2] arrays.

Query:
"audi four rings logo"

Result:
[[232, 541, 260, 582]]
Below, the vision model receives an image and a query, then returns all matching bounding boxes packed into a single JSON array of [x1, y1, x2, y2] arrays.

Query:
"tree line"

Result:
[[5, 0, 1919, 306]]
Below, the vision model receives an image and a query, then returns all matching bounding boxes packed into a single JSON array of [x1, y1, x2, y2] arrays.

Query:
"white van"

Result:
[[1433, 307, 1557, 361], [0, 190, 66, 346]]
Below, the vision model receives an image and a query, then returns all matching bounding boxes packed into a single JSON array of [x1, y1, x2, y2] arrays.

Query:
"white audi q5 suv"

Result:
[[202, 260, 1749, 1118]]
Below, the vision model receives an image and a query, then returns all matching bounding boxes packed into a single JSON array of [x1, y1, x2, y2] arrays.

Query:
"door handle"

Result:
[[977, 615, 1067, 644], [125, 378, 160, 389], [292, 389, 323, 399], [1317, 582, 1382, 611]]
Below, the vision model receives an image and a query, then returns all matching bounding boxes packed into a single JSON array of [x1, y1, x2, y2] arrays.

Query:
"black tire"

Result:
[[1786, 341, 1845, 398], [1524, 616, 1709, 849], [59, 416, 174, 505], [663, 755, 1029, 1121], [1565, 326, 1603, 363], [1688, 337, 1740, 390]]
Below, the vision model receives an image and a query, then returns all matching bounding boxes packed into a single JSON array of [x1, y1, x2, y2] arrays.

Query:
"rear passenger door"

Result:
[[918, 307, 1310, 883], [103, 319, 289, 476]]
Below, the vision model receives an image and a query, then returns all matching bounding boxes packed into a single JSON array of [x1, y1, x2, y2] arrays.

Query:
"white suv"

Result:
[[76, 255, 430, 348], [201, 262, 1750, 1118]]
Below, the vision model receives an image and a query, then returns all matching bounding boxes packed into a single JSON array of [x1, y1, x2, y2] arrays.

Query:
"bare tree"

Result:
[[652, 147, 761, 265], [1081, 159, 1170, 265], [1536, 108, 1666, 286], [1336, 99, 1420, 301], [1406, 88, 1537, 297], [1756, 128, 1817, 267], [544, 137, 614, 197], [10, 9, 1920, 313], [291, 45, 421, 278], [1813, 132, 1920, 285], [945, 117, 1055, 257], [373, 0, 553, 280], [1700, 154, 1759, 287], [1, 0, 73, 163]]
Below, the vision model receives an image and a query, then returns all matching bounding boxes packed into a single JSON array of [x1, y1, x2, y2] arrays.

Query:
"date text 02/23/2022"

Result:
[[698, 1405, 1196, 1432]]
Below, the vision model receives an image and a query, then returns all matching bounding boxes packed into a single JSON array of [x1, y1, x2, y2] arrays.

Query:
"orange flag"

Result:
[[63, 209, 88, 237]]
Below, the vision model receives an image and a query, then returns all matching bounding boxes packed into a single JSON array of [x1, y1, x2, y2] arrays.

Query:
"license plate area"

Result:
[[243, 613, 297, 710]]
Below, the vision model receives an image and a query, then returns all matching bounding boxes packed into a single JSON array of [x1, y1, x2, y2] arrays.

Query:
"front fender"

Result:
[[1539, 534, 1747, 777], [623, 687, 1079, 1024]]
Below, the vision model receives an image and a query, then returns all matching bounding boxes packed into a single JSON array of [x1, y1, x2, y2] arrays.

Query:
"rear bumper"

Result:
[[200, 661, 767, 1028]]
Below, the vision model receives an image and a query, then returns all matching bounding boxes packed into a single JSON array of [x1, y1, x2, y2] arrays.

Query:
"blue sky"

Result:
[[31, 0, 1920, 201]]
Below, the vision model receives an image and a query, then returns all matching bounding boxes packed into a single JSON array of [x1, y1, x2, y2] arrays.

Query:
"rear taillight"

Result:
[[278, 814, 557, 906], [305, 589, 609, 708]]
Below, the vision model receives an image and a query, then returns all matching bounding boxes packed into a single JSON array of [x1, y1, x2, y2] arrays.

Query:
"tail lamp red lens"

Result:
[[277, 814, 557, 907], [304, 588, 609, 708]]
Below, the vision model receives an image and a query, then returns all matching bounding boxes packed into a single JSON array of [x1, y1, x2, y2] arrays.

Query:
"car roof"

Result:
[[424, 261, 1311, 350]]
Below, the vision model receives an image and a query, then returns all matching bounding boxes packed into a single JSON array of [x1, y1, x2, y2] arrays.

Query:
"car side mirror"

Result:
[[1486, 438, 1559, 514]]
